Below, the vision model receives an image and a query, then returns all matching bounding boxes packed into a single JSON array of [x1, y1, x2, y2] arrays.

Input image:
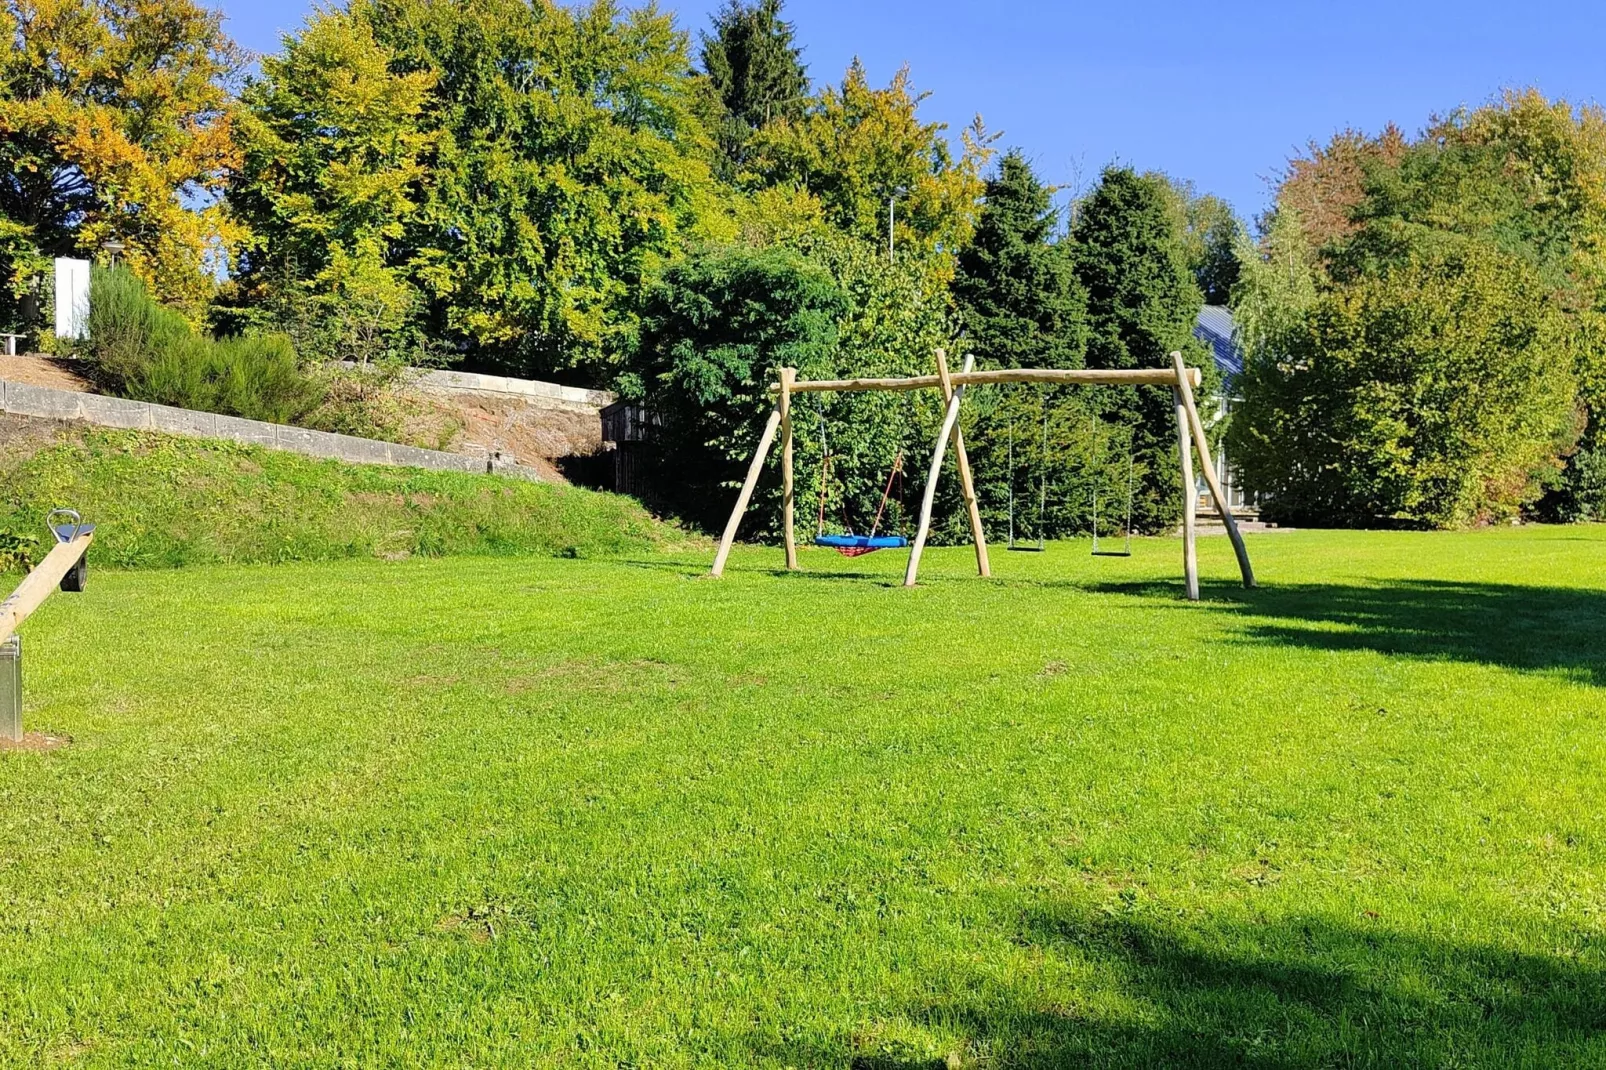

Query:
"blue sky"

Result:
[[212, 0, 1605, 224]]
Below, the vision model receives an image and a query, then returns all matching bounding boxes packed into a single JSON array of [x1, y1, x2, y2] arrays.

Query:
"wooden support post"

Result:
[[710, 408, 783, 578], [935, 350, 990, 578], [779, 367, 798, 571], [1172, 387, 1199, 602], [1169, 352, 1255, 589], [0, 532, 93, 645], [904, 354, 974, 588]]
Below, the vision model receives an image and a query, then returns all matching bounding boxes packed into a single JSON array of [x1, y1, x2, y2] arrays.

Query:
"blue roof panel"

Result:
[[1194, 305, 1242, 383]]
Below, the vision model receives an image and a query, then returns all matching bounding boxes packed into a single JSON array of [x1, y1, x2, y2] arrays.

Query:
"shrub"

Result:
[[83, 266, 322, 424], [1228, 240, 1578, 528], [626, 245, 849, 529], [627, 242, 960, 537]]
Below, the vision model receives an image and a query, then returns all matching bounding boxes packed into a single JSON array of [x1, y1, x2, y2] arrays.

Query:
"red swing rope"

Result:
[[816, 452, 832, 536], [814, 426, 906, 556], [868, 451, 905, 538]]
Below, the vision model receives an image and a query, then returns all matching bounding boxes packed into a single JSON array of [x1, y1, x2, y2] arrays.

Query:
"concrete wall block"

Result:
[[149, 403, 215, 437], [211, 414, 279, 448], [439, 452, 487, 474], [330, 433, 393, 466], [2, 382, 85, 421], [0, 377, 538, 482], [385, 443, 436, 469], [275, 425, 342, 459], [77, 393, 153, 430], [412, 367, 614, 409]]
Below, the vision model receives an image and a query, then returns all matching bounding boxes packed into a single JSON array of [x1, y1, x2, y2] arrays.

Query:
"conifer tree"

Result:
[[952, 151, 1085, 369], [699, 0, 808, 173], [1071, 166, 1209, 532]]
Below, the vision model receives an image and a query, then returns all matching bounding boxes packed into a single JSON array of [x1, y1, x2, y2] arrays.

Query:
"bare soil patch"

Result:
[[437, 392, 604, 484], [0, 731, 72, 753], [0, 354, 93, 392], [0, 413, 71, 457]]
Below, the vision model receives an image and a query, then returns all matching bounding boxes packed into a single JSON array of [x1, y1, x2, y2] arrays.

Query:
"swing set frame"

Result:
[[709, 349, 1255, 600]]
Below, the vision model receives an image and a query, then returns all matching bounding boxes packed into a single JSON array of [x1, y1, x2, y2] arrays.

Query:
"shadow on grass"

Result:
[[1087, 578, 1606, 687], [760, 907, 1606, 1068], [618, 555, 920, 587]]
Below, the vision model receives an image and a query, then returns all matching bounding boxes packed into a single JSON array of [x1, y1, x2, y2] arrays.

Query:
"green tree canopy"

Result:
[[230, 0, 728, 378], [1229, 239, 1577, 527], [746, 60, 990, 259], [627, 233, 957, 538], [628, 245, 847, 527], [0, 0, 245, 322], [1243, 90, 1606, 523], [227, 2, 436, 362], [1071, 166, 1208, 532], [951, 151, 1086, 369], [698, 0, 808, 175]]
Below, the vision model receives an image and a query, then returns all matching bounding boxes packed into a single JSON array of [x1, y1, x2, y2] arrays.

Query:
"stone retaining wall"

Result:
[[408, 367, 614, 408], [0, 378, 543, 481]]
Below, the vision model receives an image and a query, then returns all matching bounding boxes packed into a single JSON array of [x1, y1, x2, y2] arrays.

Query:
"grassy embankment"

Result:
[[1, 524, 1604, 1066], [0, 420, 682, 571]]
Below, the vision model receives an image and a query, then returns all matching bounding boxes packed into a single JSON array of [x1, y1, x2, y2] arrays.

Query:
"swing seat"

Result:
[[814, 533, 909, 557]]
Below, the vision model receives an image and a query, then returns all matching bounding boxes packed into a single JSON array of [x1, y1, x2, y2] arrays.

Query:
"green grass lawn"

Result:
[[3, 527, 1605, 1067]]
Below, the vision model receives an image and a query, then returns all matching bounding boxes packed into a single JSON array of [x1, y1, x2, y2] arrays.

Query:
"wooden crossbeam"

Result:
[[769, 367, 1201, 395]]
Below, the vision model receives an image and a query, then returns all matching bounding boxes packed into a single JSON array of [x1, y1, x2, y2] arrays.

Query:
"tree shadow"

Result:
[[756, 907, 1606, 1068], [1087, 578, 1606, 687], [615, 557, 905, 585]]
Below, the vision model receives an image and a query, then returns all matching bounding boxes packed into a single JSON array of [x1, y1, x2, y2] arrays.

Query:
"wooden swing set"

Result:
[[709, 349, 1255, 599]]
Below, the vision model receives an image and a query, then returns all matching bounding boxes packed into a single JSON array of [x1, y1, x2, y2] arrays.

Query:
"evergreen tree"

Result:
[[1071, 166, 1209, 532], [1187, 196, 1243, 305], [952, 151, 1086, 369], [699, 0, 808, 173]]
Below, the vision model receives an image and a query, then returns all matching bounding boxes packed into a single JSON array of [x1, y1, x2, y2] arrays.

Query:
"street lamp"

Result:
[[886, 185, 910, 263], [101, 241, 125, 268]]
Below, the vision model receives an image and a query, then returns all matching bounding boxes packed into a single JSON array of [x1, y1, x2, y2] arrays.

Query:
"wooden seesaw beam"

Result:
[[0, 531, 93, 646], [1, 528, 92, 743]]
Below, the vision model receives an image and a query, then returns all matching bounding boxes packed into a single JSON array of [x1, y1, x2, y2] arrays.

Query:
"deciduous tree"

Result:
[[1230, 240, 1576, 527], [0, 0, 245, 320], [227, 2, 435, 363], [232, 0, 728, 377], [746, 60, 991, 259]]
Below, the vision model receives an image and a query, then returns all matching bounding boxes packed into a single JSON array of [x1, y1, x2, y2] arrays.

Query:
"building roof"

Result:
[[1194, 305, 1242, 383]]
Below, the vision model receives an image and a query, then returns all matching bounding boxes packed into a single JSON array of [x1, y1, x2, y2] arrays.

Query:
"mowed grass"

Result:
[[2, 527, 1605, 1067]]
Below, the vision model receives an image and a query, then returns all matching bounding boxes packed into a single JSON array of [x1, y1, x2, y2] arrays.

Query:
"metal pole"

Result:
[[888, 195, 895, 262], [1, 636, 19, 743]]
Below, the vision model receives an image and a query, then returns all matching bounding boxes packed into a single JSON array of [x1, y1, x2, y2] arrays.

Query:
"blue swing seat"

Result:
[[814, 533, 909, 552]]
